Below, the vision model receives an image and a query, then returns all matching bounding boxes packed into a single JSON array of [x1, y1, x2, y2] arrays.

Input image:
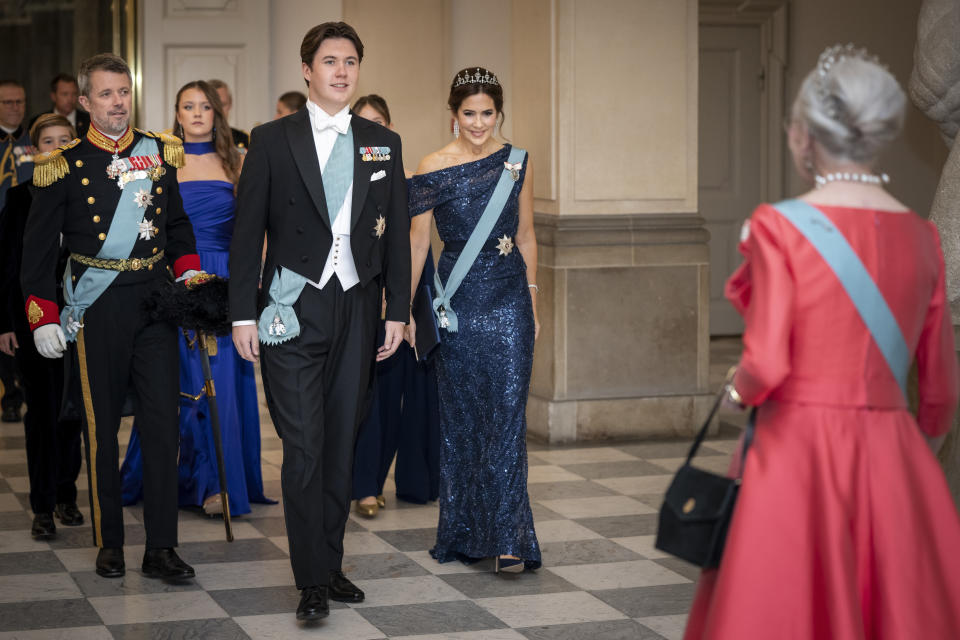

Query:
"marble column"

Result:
[[513, 0, 713, 443]]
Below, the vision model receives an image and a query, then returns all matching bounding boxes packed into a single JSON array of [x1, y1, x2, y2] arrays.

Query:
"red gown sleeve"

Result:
[[725, 205, 794, 405], [915, 224, 959, 437]]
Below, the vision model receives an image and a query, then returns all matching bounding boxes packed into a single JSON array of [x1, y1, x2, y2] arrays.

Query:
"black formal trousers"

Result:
[[74, 283, 180, 549], [15, 328, 82, 514], [262, 277, 380, 589]]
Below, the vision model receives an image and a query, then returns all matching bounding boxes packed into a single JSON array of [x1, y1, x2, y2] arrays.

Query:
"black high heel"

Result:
[[494, 555, 524, 574]]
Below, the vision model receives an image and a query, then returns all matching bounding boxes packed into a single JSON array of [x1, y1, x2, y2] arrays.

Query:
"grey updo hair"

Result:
[[792, 56, 906, 165]]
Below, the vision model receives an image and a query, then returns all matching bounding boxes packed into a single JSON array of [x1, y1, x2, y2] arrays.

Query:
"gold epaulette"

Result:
[[32, 138, 80, 187], [136, 128, 184, 168]]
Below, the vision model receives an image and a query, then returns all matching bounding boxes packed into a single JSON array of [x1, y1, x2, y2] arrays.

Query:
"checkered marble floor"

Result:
[[0, 342, 744, 639]]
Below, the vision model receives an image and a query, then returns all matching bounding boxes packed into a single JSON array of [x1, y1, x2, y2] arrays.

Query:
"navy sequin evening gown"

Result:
[[408, 145, 541, 568]]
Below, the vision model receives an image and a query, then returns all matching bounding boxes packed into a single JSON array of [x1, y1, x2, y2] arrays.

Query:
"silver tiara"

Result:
[[816, 43, 883, 120], [454, 68, 500, 88]]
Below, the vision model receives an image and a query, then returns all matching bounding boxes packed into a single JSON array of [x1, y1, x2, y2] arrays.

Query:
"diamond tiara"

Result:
[[816, 43, 883, 119], [453, 68, 500, 88]]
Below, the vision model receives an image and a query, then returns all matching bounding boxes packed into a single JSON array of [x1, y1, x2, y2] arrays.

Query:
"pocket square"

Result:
[[370, 170, 386, 182]]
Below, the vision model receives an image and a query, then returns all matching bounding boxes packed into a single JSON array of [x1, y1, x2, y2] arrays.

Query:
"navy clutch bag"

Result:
[[412, 281, 440, 361]]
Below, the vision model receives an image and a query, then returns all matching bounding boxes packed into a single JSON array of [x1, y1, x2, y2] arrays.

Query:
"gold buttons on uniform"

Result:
[[98, 233, 106, 241], [75, 160, 83, 168], [152, 247, 158, 254], [156, 187, 163, 194], [81, 178, 89, 186], [148, 264, 153, 270], [87, 196, 95, 204], [155, 207, 161, 214], [92, 215, 100, 223]]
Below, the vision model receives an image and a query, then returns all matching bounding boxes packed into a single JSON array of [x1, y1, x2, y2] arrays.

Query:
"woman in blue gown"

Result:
[[350, 95, 440, 517], [121, 81, 273, 516], [407, 68, 541, 572]]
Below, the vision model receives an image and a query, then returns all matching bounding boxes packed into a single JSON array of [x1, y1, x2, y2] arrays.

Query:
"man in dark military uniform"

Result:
[[0, 79, 32, 422], [21, 53, 201, 581]]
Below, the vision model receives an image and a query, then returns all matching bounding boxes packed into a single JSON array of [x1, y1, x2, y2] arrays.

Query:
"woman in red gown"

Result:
[[684, 46, 960, 639]]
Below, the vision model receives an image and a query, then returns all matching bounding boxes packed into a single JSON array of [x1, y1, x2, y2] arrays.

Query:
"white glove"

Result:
[[34, 324, 67, 359], [176, 269, 202, 283]]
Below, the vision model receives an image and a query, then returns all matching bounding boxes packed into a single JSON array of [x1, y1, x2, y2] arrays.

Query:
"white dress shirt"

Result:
[[305, 100, 359, 292]]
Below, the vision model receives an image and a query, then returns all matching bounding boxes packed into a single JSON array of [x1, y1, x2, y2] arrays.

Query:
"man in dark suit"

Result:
[[229, 22, 409, 622], [28, 73, 90, 138]]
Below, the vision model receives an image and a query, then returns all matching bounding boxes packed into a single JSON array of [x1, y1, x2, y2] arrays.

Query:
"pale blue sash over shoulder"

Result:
[[61, 136, 159, 341], [771, 198, 910, 398], [258, 267, 310, 344], [258, 125, 354, 345], [433, 146, 526, 332]]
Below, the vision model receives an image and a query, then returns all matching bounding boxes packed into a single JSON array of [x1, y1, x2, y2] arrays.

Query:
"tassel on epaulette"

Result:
[[160, 133, 184, 168], [32, 150, 69, 187]]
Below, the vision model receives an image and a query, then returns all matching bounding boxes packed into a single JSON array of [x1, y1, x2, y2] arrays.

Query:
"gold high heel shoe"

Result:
[[202, 494, 223, 516], [376, 495, 385, 508], [355, 498, 379, 518]]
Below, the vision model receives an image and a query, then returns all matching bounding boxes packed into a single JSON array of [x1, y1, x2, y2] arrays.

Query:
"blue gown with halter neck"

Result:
[[120, 152, 273, 515]]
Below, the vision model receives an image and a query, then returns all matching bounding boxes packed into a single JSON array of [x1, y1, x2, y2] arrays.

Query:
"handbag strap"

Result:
[[771, 199, 909, 399], [684, 382, 756, 479]]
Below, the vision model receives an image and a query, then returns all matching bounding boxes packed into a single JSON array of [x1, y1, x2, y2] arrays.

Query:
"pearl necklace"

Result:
[[814, 171, 890, 188]]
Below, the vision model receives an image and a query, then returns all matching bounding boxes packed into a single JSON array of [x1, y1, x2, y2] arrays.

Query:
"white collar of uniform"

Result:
[[307, 100, 351, 134]]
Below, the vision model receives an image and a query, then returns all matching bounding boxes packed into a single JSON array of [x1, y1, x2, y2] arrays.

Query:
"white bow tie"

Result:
[[315, 110, 350, 135]]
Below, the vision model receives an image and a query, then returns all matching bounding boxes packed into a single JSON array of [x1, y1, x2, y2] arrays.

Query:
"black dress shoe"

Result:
[[296, 585, 330, 621], [96, 547, 125, 578], [142, 548, 195, 581], [1, 406, 20, 422], [328, 569, 365, 602], [31, 513, 56, 540], [54, 502, 84, 526]]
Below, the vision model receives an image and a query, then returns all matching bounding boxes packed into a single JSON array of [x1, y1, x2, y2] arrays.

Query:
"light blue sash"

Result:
[[433, 146, 526, 332], [258, 267, 310, 345], [61, 137, 159, 341], [771, 199, 910, 398], [257, 128, 355, 344], [323, 127, 354, 225]]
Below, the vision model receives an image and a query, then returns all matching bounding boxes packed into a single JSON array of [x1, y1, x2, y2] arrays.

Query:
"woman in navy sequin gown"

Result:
[[121, 81, 273, 516], [407, 68, 541, 571]]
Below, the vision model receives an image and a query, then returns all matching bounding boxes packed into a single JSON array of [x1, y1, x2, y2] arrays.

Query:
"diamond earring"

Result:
[[453, 120, 460, 138]]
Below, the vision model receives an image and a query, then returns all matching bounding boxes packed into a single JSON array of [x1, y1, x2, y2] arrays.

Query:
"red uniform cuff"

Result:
[[173, 254, 201, 278], [25, 295, 59, 331]]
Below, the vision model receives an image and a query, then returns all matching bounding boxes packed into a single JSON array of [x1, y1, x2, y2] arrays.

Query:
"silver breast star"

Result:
[[496, 235, 514, 256], [374, 215, 386, 238]]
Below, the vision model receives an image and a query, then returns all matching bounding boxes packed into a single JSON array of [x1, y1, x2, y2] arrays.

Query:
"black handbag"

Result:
[[411, 281, 441, 362], [655, 384, 756, 569]]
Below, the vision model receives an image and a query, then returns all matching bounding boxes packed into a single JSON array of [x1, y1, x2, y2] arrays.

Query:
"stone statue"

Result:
[[910, 0, 960, 503]]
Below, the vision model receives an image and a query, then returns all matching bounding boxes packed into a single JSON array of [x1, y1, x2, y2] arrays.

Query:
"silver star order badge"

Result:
[[374, 215, 386, 238], [133, 188, 153, 209], [138, 218, 157, 240], [496, 235, 514, 256]]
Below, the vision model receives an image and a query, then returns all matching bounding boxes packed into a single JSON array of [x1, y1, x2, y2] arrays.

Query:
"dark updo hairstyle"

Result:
[[353, 94, 391, 125], [448, 67, 505, 131]]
